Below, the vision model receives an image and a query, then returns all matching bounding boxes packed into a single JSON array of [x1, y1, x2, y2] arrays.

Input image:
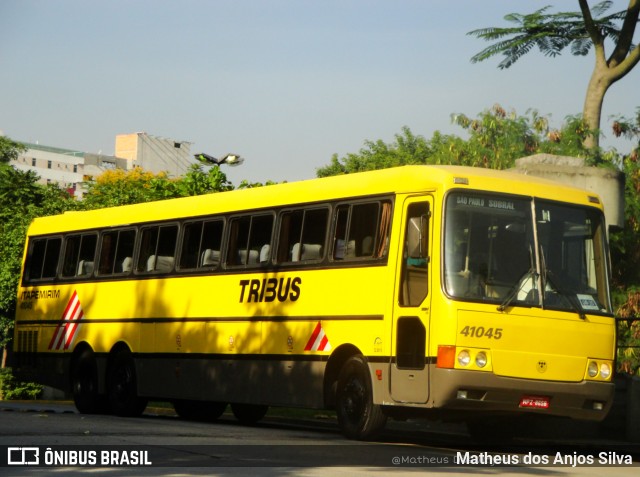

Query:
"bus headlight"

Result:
[[600, 363, 611, 380], [458, 350, 471, 367], [587, 361, 599, 378], [475, 352, 487, 368]]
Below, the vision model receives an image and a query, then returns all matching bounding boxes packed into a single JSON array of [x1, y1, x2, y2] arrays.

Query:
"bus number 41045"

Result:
[[459, 326, 503, 340]]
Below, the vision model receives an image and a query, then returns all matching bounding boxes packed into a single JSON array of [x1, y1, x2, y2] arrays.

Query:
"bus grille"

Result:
[[17, 330, 39, 366]]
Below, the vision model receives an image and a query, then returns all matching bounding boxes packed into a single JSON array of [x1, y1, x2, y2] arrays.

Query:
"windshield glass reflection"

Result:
[[444, 192, 611, 315]]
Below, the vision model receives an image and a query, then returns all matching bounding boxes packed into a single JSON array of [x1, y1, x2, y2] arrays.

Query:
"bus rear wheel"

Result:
[[336, 355, 387, 440], [174, 400, 227, 421], [231, 403, 269, 425], [107, 348, 147, 417], [71, 348, 107, 414]]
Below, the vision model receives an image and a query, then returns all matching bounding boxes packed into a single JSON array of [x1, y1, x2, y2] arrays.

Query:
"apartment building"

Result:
[[8, 133, 193, 199]]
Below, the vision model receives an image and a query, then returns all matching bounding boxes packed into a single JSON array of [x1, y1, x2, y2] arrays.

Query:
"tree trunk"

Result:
[[579, 0, 640, 151], [582, 65, 611, 151]]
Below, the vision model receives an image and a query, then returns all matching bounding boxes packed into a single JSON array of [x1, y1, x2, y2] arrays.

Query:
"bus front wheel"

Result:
[[107, 348, 147, 417], [336, 355, 387, 440]]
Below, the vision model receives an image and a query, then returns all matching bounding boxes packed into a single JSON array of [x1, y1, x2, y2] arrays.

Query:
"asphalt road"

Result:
[[0, 401, 638, 476]]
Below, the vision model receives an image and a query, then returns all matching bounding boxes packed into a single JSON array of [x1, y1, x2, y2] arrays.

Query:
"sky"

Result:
[[1, 0, 638, 185]]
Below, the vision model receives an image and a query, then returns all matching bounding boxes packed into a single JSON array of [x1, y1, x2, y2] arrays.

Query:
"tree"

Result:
[[317, 105, 592, 176], [177, 164, 234, 196], [316, 126, 434, 176], [82, 165, 237, 209], [0, 136, 26, 164], [468, 1, 640, 150], [0, 168, 76, 367], [608, 107, 640, 374], [0, 167, 43, 217], [608, 108, 640, 290], [82, 168, 175, 209]]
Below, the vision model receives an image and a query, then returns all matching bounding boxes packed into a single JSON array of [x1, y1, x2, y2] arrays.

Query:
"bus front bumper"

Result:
[[429, 367, 615, 422]]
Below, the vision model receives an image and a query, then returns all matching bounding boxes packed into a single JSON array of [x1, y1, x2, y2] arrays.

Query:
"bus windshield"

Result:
[[444, 192, 612, 315]]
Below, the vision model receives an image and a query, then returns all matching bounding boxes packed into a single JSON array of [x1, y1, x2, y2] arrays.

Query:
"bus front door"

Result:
[[390, 198, 432, 404]]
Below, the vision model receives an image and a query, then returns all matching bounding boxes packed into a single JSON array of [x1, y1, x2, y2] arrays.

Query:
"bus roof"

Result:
[[28, 165, 603, 235]]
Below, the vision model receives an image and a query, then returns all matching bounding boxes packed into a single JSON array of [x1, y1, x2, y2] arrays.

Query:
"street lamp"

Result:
[[194, 152, 245, 167]]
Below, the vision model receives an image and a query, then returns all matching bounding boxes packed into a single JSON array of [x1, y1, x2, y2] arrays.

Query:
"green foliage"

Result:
[[0, 367, 42, 400], [318, 105, 597, 175], [0, 167, 43, 218], [615, 290, 640, 376], [611, 108, 640, 144], [0, 213, 32, 349], [82, 165, 235, 209], [607, 108, 640, 375], [317, 126, 431, 176], [537, 115, 599, 163], [178, 164, 234, 195], [237, 179, 279, 189], [0, 137, 27, 164], [468, 2, 627, 69], [449, 105, 546, 168], [0, 163, 77, 350], [82, 168, 175, 208], [468, 2, 640, 151]]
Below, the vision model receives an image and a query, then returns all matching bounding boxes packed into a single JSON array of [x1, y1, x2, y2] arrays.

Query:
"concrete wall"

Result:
[[115, 132, 193, 177], [511, 154, 625, 230]]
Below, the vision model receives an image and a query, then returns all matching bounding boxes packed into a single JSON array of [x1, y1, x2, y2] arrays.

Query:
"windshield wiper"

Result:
[[497, 268, 537, 312], [539, 247, 586, 320], [543, 271, 587, 320]]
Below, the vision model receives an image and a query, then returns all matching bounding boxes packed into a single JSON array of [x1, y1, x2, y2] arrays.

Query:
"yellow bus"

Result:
[[12, 165, 615, 439]]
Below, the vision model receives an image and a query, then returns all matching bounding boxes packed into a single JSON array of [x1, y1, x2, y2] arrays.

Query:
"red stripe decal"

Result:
[[304, 322, 322, 351]]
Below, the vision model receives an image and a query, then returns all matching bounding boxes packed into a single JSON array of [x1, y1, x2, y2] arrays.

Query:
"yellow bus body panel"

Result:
[[457, 309, 614, 381], [13, 165, 615, 423]]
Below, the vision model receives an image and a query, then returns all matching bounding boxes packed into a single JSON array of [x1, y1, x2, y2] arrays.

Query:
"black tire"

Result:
[[107, 348, 147, 417], [230, 403, 269, 425], [71, 348, 108, 414], [174, 400, 227, 422], [336, 355, 387, 440]]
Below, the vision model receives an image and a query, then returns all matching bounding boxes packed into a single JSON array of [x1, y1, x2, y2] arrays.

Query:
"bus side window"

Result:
[[200, 220, 224, 267], [179, 219, 224, 270], [98, 229, 136, 275], [277, 207, 328, 263], [277, 210, 303, 263], [332, 200, 391, 261], [227, 214, 273, 267], [137, 225, 178, 273], [179, 221, 203, 269], [332, 205, 350, 260], [115, 230, 136, 273], [248, 215, 273, 265], [61, 233, 97, 278], [25, 237, 62, 282]]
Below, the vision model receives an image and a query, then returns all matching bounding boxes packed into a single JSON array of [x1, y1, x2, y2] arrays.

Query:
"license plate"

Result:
[[519, 396, 550, 409]]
